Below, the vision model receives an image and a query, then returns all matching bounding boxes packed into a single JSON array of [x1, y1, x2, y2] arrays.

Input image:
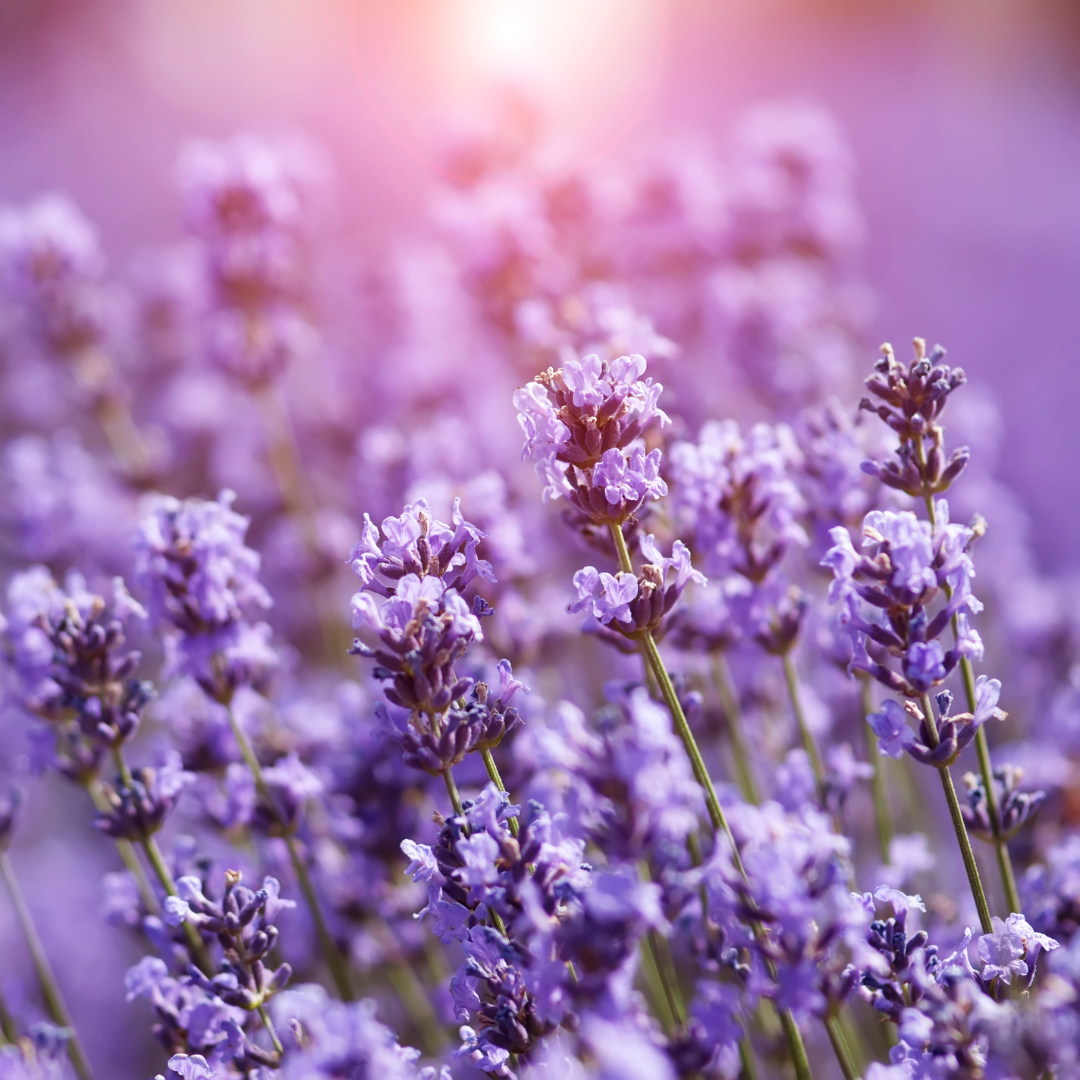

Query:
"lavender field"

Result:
[[1, 3, 1080, 1079]]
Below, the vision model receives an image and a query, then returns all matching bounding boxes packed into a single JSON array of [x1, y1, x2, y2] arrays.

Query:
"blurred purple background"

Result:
[[1, 1, 1076, 568]]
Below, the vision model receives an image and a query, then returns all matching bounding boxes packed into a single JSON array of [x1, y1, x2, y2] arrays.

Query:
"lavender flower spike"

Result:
[[514, 352, 670, 521], [136, 489, 277, 700]]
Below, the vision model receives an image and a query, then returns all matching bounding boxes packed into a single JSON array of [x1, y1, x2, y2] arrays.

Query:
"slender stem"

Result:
[[86, 778, 160, 916], [256, 1003, 284, 1057], [919, 694, 993, 934], [0, 853, 93, 1080], [639, 930, 678, 1036], [0, 977, 18, 1044], [839, 1008, 870, 1076], [641, 631, 736, 855], [860, 676, 894, 863], [95, 395, 153, 479], [712, 651, 761, 804], [824, 1014, 857, 1080], [781, 652, 826, 800], [71, 347, 152, 479], [915, 436, 1021, 916], [638, 861, 687, 1034], [479, 748, 519, 837], [252, 379, 344, 659], [959, 650, 1021, 913], [778, 1009, 813, 1080], [138, 832, 214, 975], [738, 1035, 760, 1080], [225, 705, 354, 1001], [385, 959, 449, 1056], [107, 748, 214, 973], [443, 769, 465, 819], [608, 523, 813, 1080], [782, 656, 867, 1074], [972, 718, 1021, 914]]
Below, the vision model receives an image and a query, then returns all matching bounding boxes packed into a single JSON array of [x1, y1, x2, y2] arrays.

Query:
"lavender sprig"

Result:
[[857, 337, 1024, 919], [516, 353, 817, 1080], [136, 491, 353, 1002]]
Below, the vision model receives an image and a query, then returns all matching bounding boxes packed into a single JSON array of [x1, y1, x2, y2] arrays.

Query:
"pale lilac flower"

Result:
[[867, 700, 914, 759], [568, 568, 639, 625]]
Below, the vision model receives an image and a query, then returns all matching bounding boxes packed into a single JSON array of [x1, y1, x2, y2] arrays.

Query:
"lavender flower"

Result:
[[513, 352, 669, 518], [1, 568, 153, 782], [0, 194, 110, 359], [669, 418, 807, 582], [821, 502, 984, 697], [961, 765, 1044, 843], [347, 498, 494, 596], [859, 339, 970, 498], [179, 134, 326, 387], [166, 869, 294, 1050], [568, 535, 705, 643], [95, 751, 195, 841], [271, 986, 448, 1080], [702, 799, 878, 1020], [136, 490, 276, 702], [975, 914, 1058, 987]]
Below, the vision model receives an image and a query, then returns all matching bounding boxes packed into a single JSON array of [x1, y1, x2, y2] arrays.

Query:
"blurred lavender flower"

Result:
[[702, 799, 879, 1021], [670, 419, 806, 582], [0, 194, 111, 360], [271, 985, 448, 1079], [1, 568, 151, 781], [135, 489, 277, 702], [0, 433, 134, 571], [961, 764, 1044, 843], [179, 134, 327, 387]]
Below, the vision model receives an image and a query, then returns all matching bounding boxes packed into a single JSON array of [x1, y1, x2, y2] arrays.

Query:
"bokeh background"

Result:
[[1, 0, 1078, 564]]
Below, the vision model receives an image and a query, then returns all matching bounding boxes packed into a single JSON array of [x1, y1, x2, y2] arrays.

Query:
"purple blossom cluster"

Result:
[[0, 94, 1077, 1080]]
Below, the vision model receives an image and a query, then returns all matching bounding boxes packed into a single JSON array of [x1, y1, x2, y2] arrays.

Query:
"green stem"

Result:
[[109, 748, 214, 974], [920, 694, 993, 934], [638, 862, 687, 1034], [0, 852, 93, 1080], [639, 930, 678, 1036], [738, 1035, 760, 1080], [86, 778, 160, 916], [608, 523, 813, 1080], [138, 831, 215, 975], [479, 748, 519, 837], [252, 379, 344, 659], [385, 959, 449, 1056], [225, 705, 354, 1001], [860, 676, 894, 863], [781, 652, 826, 800], [256, 1003, 284, 1057], [443, 769, 465, 819], [70, 347, 153, 479], [0, 976, 18, 1044], [915, 433, 1020, 915], [824, 1014, 857, 1080], [712, 651, 761, 804], [963, 659, 1022, 914], [778, 1009, 813, 1080], [782, 657, 867, 1073]]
